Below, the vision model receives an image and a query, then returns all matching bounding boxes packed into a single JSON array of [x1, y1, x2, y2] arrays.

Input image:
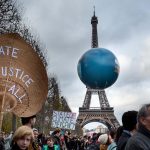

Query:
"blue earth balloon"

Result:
[[77, 48, 120, 89]]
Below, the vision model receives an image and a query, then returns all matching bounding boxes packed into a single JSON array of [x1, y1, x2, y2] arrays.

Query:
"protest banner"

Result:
[[51, 111, 76, 130], [0, 33, 48, 129]]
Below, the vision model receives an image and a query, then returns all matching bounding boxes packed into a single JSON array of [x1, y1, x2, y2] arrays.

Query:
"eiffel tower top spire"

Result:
[[93, 6, 96, 16], [91, 6, 98, 48]]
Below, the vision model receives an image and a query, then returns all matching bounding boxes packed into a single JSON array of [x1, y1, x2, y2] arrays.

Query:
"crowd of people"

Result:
[[0, 103, 150, 150]]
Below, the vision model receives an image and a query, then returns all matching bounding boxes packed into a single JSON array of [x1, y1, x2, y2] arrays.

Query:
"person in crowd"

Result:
[[98, 133, 109, 150], [59, 134, 66, 150], [42, 136, 54, 150], [4, 131, 14, 150], [33, 128, 41, 150], [64, 131, 71, 150], [21, 115, 41, 150], [107, 130, 117, 150], [117, 110, 138, 150], [76, 136, 82, 150], [0, 131, 5, 150], [33, 129, 39, 139], [52, 128, 62, 150], [87, 133, 99, 150], [67, 135, 78, 150], [107, 126, 123, 150], [21, 115, 36, 128], [38, 133, 45, 148], [10, 125, 34, 150], [125, 104, 150, 149], [84, 135, 91, 149], [77, 136, 85, 150], [114, 126, 123, 145]]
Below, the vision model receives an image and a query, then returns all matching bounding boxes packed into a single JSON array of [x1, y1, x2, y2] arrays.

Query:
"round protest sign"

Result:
[[0, 33, 48, 117]]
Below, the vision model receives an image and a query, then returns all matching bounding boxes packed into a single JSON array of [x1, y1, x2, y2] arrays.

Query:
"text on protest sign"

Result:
[[51, 111, 76, 130]]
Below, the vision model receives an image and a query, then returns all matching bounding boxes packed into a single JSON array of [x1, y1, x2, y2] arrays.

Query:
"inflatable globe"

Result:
[[77, 48, 120, 89]]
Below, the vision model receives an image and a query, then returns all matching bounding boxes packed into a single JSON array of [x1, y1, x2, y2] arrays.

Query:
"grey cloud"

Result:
[[19, 0, 150, 128]]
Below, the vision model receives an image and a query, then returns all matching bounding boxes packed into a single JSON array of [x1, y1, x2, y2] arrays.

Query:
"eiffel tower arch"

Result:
[[76, 8, 120, 130], [77, 88, 120, 130]]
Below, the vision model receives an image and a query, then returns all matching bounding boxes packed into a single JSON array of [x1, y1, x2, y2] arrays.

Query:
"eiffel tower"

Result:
[[76, 8, 120, 130]]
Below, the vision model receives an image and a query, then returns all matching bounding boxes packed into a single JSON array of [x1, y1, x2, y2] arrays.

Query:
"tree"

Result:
[[0, 0, 47, 67], [18, 24, 47, 67], [47, 77, 71, 112], [2, 112, 21, 133], [35, 76, 61, 133], [60, 96, 71, 112], [0, 0, 21, 34]]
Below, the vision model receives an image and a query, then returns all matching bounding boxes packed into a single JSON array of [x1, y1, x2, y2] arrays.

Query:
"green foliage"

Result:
[[2, 113, 12, 133], [0, 0, 21, 34], [2, 113, 21, 133]]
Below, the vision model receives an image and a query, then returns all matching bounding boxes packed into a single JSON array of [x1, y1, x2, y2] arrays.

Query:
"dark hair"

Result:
[[21, 115, 36, 125], [88, 136, 91, 140], [46, 136, 53, 142], [91, 132, 98, 141], [122, 111, 138, 131], [52, 128, 61, 135], [109, 129, 116, 139], [115, 126, 123, 144]]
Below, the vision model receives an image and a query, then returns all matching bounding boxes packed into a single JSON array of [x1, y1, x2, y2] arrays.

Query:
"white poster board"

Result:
[[51, 111, 76, 130]]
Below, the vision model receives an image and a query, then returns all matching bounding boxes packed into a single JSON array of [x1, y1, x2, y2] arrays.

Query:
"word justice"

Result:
[[1, 67, 34, 88], [0, 45, 20, 58]]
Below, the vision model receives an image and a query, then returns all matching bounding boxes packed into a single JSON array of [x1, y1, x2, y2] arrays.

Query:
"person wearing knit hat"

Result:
[[98, 134, 108, 144], [98, 134, 109, 150]]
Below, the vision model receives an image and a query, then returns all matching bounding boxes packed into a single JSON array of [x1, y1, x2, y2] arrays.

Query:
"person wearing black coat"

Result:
[[0, 132, 5, 150], [52, 129, 62, 150], [125, 104, 150, 150], [11, 143, 28, 150], [117, 110, 138, 150], [87, 133, 99, 150], [0, 138, 5, 150]]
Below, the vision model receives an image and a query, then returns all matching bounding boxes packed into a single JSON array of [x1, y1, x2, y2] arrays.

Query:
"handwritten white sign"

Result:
[[0, 45, 34, 103], [51, 111, 76, 130]]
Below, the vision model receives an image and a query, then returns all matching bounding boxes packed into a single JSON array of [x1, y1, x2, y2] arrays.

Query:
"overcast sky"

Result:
[[19, 0, 150, 129]]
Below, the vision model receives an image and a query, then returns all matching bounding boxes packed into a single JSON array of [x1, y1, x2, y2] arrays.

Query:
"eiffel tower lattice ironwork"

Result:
[[76, 8, 120, 130]]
